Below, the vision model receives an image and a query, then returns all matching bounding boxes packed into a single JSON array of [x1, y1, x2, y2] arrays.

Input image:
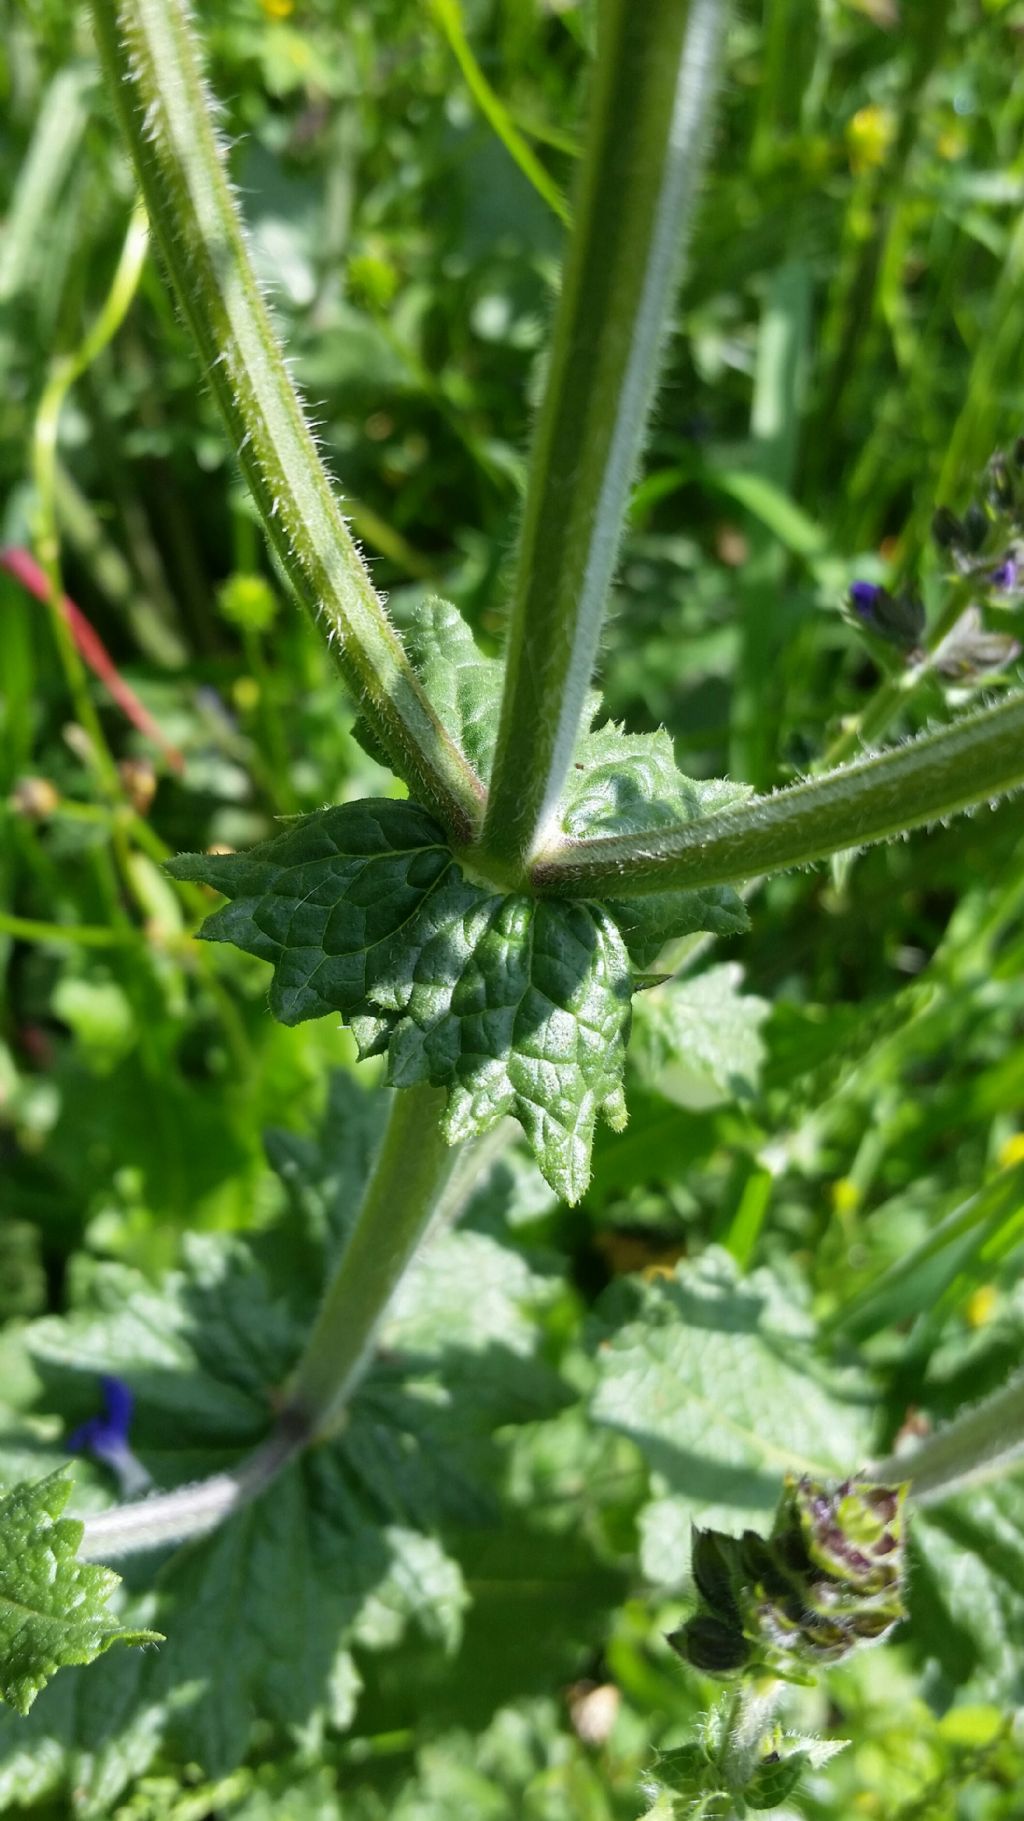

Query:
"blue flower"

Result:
[[848, 581, 924, 654], [67, 1375, 152, 1498], [849, 580, 884, 617], [990, 555, 1019, 594]]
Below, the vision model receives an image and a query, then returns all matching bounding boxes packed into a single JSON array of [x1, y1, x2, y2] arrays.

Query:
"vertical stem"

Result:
[[283, 1083, 459, 1440], [479, 0, 729, 874], [32, 201, 150, 800]]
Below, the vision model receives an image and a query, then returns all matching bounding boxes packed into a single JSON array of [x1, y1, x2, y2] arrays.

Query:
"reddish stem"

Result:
[[1, 546, 185, 775]]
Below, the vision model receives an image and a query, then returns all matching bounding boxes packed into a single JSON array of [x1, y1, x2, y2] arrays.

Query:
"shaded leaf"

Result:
[[589, 1250, 871, 1584], [632, 962, 770, 1108]]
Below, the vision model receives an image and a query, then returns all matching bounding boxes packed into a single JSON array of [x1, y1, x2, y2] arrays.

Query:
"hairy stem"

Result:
[[533, 689, 1024, 896], [79, 1084, 459, 1559], [875, 1373, 1024, 1505], [480, 0, 728, 872], [79, 1425, 303, 1560], [283, 1083, 458, 1439], [89, 0, 484, 842]]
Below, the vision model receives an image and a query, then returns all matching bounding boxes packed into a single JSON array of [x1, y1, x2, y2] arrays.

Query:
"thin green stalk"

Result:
[[89, 0, 485, 845], [32, 200, 150, 800], [0, 910, 140, 949], [479, 0, 729, 874], [533, 688, 1024, 897], [430, 0, 569, 224], [874, 1373, 1024, 1505], [283, 1083, 458, 1439]]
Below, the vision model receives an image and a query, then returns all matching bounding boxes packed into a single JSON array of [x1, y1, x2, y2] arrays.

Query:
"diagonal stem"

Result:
[[874, 1373, 1024, 1505], [88, 0, 485, 844], [479, 0, 729, 874], [78, 1084, 459, 1558], [532, 689, 1024, 897]]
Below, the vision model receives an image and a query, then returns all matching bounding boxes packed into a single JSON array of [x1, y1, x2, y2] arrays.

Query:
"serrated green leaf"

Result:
[[405, 597, 505, 781], [167, 800, 632, 1200], [589, 1250, 871, 1585], [0, 1472, 159, 1716], [554, 721, 752, 967], [632, 963, 771, 1109]]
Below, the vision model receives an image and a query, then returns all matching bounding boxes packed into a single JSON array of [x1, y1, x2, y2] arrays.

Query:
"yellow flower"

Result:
[[998, 1131, 1024, 1169], [965, 1284, 998, 1329], [261, 0, 294, 18], [831, 1177, 860, 1217], [847, 104, 895, 174]]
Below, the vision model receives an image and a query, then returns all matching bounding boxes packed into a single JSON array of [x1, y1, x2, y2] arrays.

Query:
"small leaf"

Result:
[[168, 800, 631, 1200], [404, 596, 504, 781], [0, 1472, 159, 1715], [632, 962, 770, 1108], [744, 1749, 809, 1809]]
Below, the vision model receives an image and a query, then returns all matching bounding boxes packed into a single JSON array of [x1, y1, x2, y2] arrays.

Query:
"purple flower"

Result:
[[848, 581, 925, 653], [990, 555, 1019, 593], [67, 1375, 152, 1498], [849, 580, 884, 618]]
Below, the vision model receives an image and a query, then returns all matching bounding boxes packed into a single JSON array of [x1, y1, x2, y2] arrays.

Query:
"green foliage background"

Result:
[[2, 0, 1024, 1814]]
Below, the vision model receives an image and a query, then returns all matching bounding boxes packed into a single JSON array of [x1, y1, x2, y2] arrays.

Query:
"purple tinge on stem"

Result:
[[67, 1374, 153, 1498]]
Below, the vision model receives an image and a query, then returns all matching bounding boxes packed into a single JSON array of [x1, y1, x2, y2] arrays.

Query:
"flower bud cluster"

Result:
[[932, 438, 1024, 596], [668, 1473, 907, 1683], [848, 437, 1024, 683]]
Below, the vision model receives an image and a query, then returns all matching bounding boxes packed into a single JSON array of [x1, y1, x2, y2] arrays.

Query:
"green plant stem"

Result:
[[430, 0, 569, 224], [533, 689, 1024, 897], [32, 201, 150, 801], [77, 1084, 461, 1559], [78, 1425, 303, 1560], [716, 1680, 783, 1792], [0, 910, 139, 949], [283, 1083, 458, 1440], [874, 1373, 1024, 1504], [479, 0, 728, 874], [89, 0, 485, 845]]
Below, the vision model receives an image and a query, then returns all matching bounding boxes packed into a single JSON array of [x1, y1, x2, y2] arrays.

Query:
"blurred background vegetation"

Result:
[[3, 0, 1024, 1813]]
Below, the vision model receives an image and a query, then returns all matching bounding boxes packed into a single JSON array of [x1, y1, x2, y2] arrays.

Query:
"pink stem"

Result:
[[1, 546, 185, 775]]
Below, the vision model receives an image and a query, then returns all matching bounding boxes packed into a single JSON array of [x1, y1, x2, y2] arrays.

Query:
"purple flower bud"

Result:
[[990, 556, 1019, 593], [848, 582, 925, 653], [849, 580, 884, 618], [67, 1375, 152, 1498]]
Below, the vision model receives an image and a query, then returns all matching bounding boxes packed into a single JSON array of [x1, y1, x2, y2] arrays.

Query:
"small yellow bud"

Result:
[[232, 676, 261, 713], [831, 1177, 860, 1217], [998, 1132, 1024, 1169], [261, 0, 294, 18], [965, 1285, 998, 1329], [847, 104, 895, 174]]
